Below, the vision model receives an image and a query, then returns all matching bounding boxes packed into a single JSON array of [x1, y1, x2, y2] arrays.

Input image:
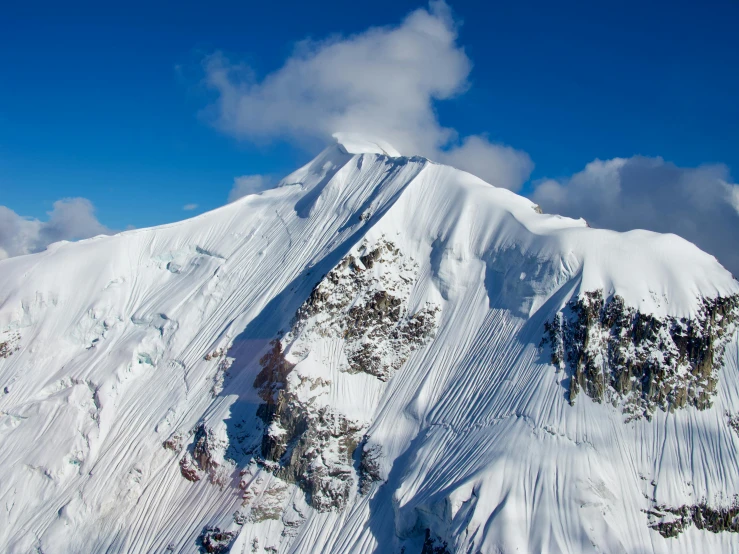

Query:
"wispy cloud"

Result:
[[532, 157, 739, 275], [0, 198, 111, 260], [183, 203, 199, 211], [228, 175, 273, 202], [202, 1, 532, 191]]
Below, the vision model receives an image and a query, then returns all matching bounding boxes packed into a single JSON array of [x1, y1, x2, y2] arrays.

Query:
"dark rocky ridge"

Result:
[[647, 501, 739, 538], [254, 339, 363, 511], [253, 240, 439, 511], [357, 438, 383, 494], [421, 529, 452, 554], [542, 291, 739, 419], [170, 422, 232, 485], [257, 386, 363, 512]]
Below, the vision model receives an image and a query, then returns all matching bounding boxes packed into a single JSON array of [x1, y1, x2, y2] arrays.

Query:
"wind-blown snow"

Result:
[[332, 132, 402, 157], [0, 138, 738, 553]]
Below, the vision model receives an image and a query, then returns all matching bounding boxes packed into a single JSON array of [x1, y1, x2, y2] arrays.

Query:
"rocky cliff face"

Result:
[[542, 290, 739, 419], [166, 421, 234, 486], [198, 526, 237, 553], [253, 239, 438, 511], [254, 338, 363, 512], [291, 239, 439, 381], [647, 501, 739, 538]]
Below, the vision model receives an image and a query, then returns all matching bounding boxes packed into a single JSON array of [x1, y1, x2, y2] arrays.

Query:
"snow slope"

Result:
[[1, 136, 738, 553]]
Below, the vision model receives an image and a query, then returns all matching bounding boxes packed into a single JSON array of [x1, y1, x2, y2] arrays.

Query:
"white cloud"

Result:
[[728, 182, 739, 214], [202, 1, 532, 190], [0, 198, 111, 260], [437, 135, 534, 191], [532, 156, 739, 276], [228, 175, 273, 202], [183, 203, 199, 211]]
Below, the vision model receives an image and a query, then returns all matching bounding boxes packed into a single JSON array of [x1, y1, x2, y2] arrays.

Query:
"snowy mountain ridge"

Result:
[[1, 136, 738, 553]]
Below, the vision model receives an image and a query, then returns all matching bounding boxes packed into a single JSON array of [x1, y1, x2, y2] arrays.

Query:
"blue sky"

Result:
[[1, 0, 738, 269]]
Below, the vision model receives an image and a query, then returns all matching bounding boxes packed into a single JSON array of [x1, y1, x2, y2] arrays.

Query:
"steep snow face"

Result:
[[0, 138, 738, 554]]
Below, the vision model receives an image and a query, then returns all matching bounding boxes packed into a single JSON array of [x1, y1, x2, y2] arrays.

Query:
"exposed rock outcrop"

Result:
[[253, 240, 439, 511], [542, 291, 739, 418], [176, 423, 233, 486], [421, 529, 452, 554], [357, 439, 383, 494], [647, 501, 739, 537], [163, 432, 186, 452], [257, 392, 362, 512], [727, 413, 739, 436], [179, 453, 202, 482], [292, 239, 438, 381], [198, 526, 236, 553], [0, 331, 20, 359], [247, 479, 289, 522]]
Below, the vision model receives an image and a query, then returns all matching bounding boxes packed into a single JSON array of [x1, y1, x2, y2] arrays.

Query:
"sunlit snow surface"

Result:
[[0, 137, 738, 553]]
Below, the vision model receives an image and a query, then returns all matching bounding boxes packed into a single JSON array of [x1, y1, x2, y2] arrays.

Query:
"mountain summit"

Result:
[[1, 141, 738, 553]]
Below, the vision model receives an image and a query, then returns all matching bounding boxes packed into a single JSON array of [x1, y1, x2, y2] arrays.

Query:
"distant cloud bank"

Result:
[[0, 198, 110, 260], [532, 156, 739, 276]]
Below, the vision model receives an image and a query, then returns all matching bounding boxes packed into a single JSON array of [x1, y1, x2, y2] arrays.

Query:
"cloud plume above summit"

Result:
[[202, 1, 533, 191]]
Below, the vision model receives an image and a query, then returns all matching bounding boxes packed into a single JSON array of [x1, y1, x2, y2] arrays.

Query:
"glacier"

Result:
[[0, 135, 738, 553]]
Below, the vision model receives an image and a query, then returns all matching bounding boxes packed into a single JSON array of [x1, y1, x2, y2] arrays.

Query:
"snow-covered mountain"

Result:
[[1, 135, 739, 553]]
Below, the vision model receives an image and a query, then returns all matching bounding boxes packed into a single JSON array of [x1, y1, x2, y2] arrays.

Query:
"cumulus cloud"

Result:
[[183, 203, 199, 211], [0, 198, 111, 260], [532, 156, 739, 275], [202, 1, 532, 190], [437, 135, 534, 191], [228, 174, 274, 202]]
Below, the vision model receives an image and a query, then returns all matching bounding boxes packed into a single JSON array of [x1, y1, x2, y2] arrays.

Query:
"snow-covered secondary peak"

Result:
[[1, 144, 739, 553], [332, 131, 402, 157]]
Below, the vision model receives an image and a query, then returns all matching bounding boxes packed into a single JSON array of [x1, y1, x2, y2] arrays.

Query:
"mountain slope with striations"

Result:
[[1, 136, 738, 553]]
